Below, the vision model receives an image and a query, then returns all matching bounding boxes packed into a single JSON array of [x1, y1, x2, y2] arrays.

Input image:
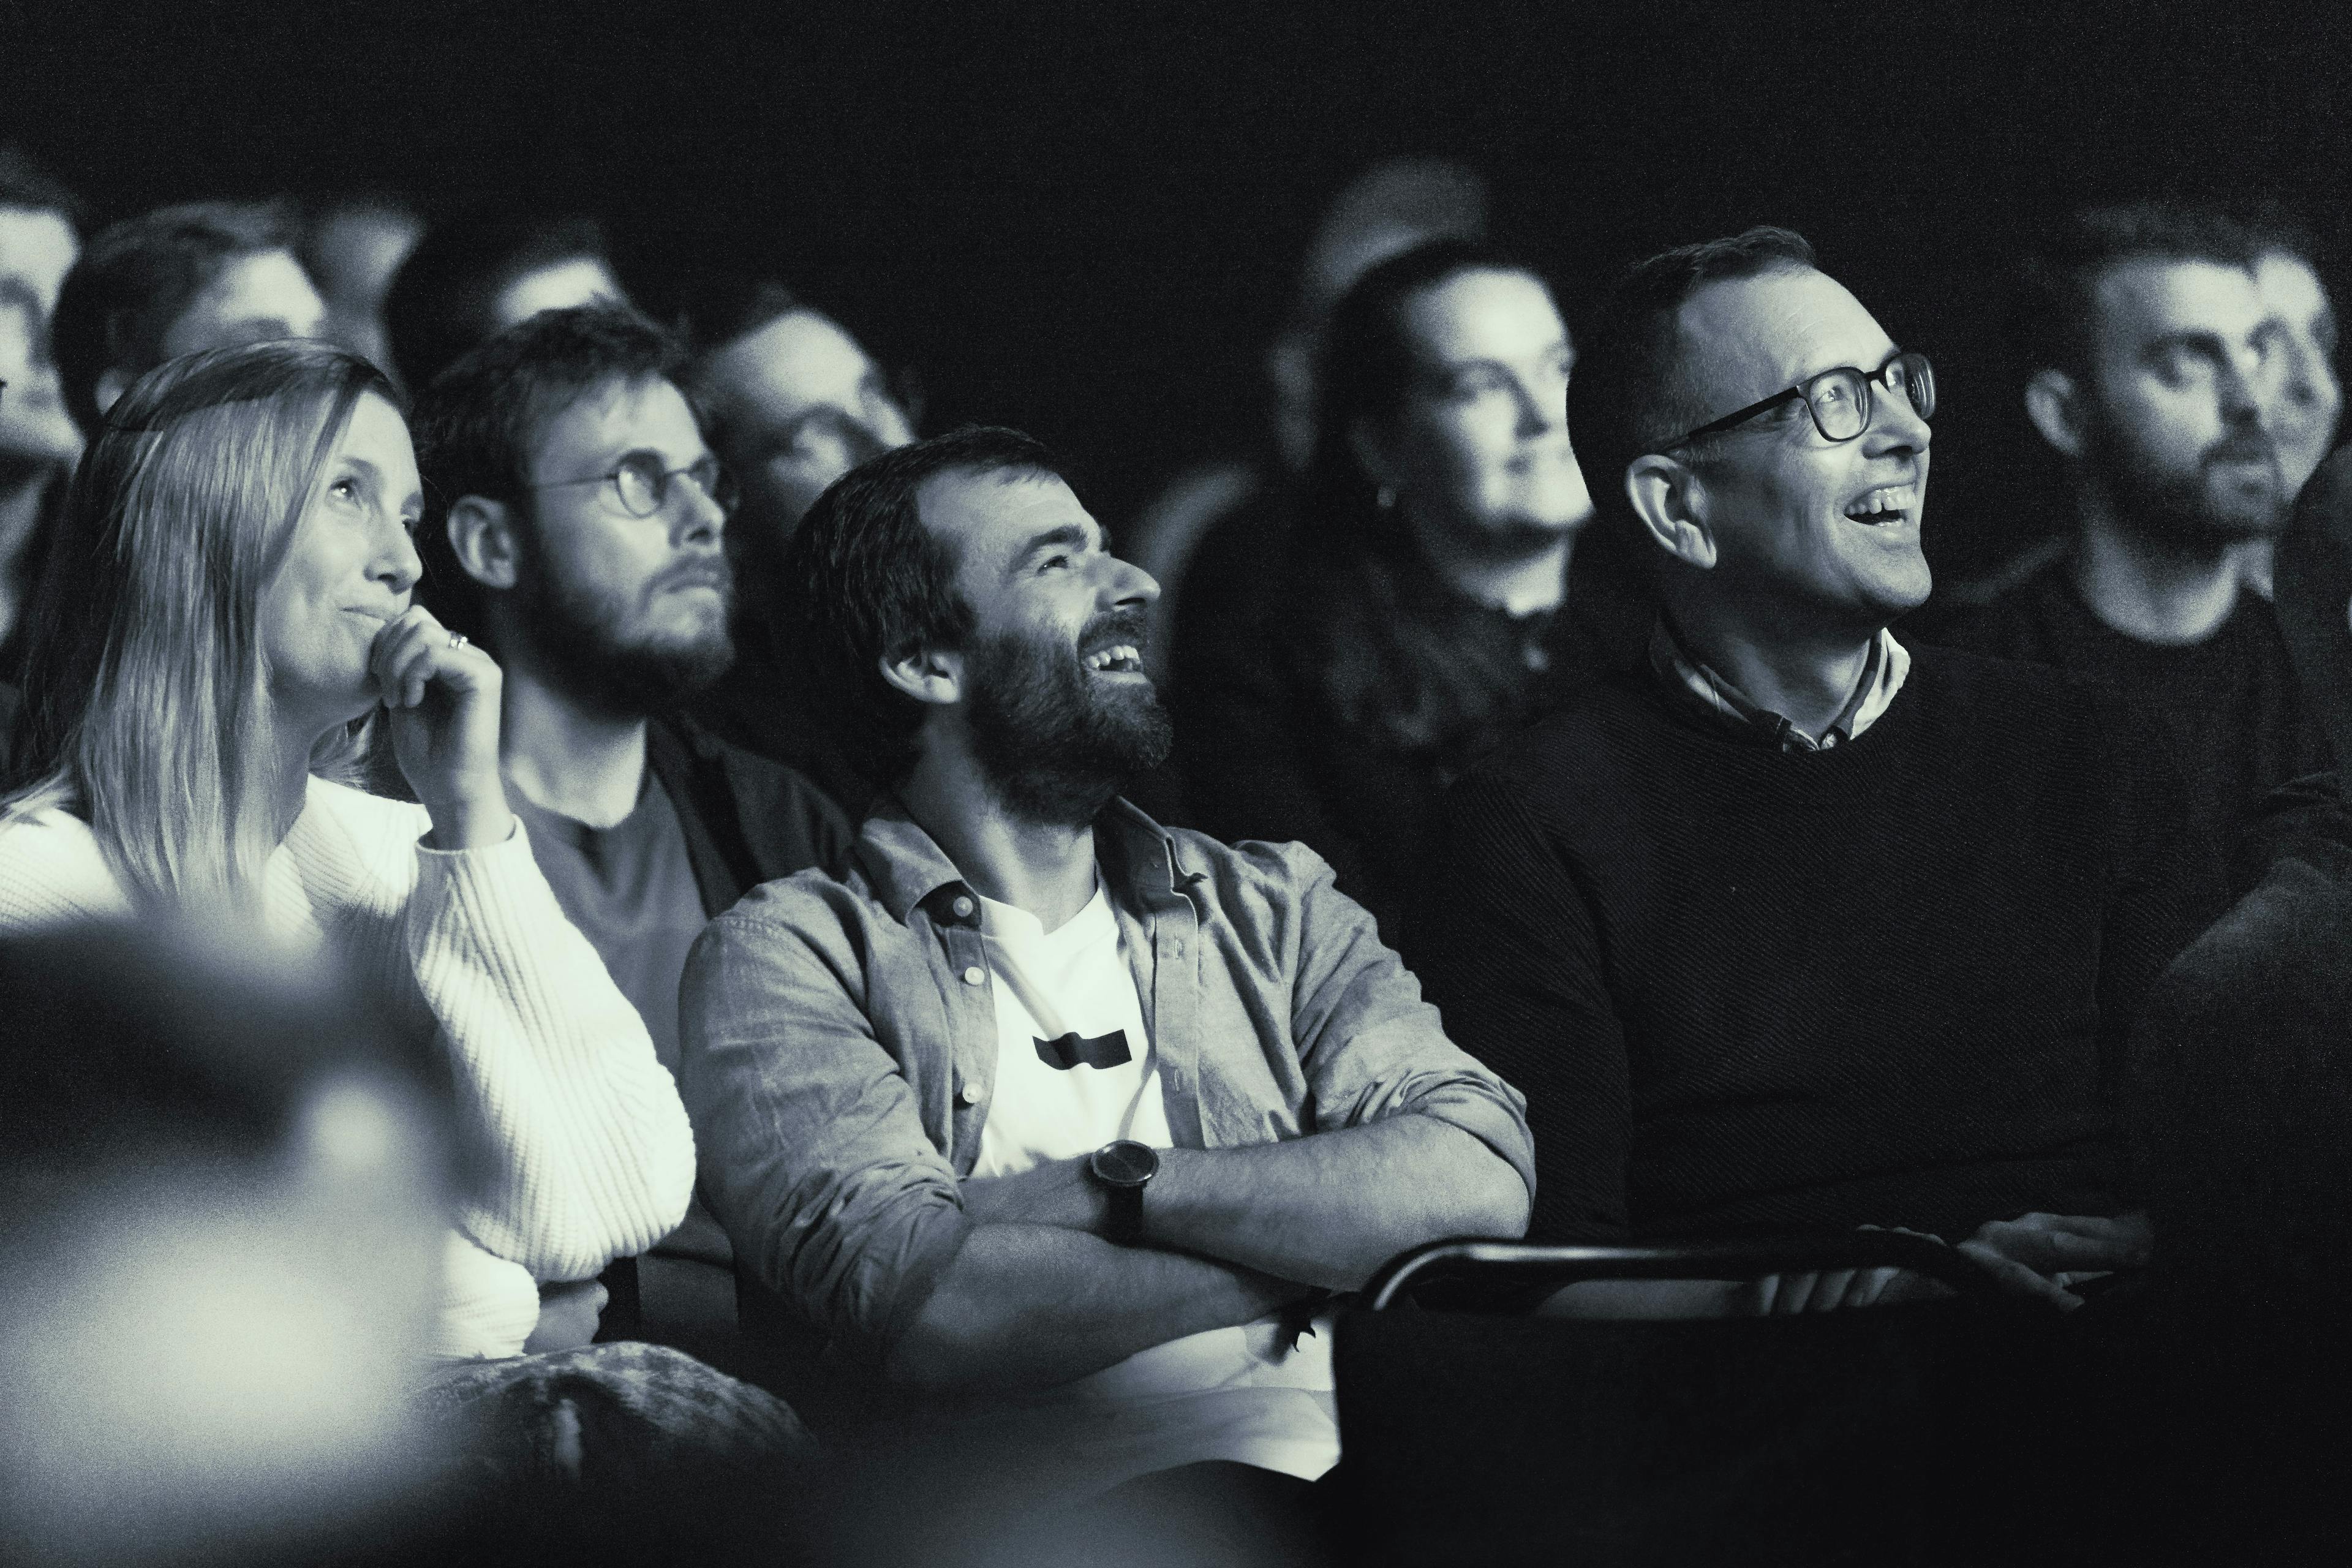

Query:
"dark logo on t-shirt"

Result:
[[1033, 1030, 1133, 1071]]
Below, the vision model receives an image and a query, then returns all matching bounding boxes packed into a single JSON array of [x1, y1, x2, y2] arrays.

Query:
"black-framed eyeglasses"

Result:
[[1660, 350, 1936, 451], [530, 451, 739, 519]]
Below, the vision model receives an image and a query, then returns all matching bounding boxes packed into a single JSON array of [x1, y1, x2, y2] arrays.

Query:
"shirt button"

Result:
[[959, 1084, 983, 1107], [952, 895, 976, 919], [962, 965, 986, 986]]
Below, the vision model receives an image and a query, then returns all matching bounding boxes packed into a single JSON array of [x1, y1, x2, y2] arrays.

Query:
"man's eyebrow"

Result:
[[2144, 330, 2234, 360], [1008, 522, 1099, 574]]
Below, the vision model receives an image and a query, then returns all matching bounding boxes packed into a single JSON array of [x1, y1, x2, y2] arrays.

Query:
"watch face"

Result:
[[1093, 1140, 1158, 1186]]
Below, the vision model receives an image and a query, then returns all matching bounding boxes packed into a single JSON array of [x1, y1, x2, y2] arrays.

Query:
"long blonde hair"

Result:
[[1, 341, 401, 908]]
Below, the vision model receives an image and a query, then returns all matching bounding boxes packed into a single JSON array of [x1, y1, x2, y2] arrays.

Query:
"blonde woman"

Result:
[[0, 340, 696, 1363]]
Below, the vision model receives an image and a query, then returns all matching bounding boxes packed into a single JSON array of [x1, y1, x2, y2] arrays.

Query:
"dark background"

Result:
[[9, 0, 2351, 579]]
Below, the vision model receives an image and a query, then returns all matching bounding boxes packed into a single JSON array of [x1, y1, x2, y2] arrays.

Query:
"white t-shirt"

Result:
[[962, 886, 1339, 1498]]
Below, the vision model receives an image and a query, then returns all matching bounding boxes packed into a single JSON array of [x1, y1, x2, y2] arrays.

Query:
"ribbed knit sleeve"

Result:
[[430, 1234, 545, 1360], [388, 807, 698, 1284]]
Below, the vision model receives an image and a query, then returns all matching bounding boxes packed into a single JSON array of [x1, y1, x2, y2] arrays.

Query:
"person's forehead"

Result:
[[530, 374, 704, 473], [491, 258, 622, 332], [2256, 252, 2332, 327], [186, 248, 323, 326], [1673, 267, 1891, 409], [918, 466, 1090, 572], [2090, 257, 2266, 344], [0, 207, 78, 300], [1400, 269, 1564, 361], [708, 309, 873, 417], [339, 393, 421, 492]]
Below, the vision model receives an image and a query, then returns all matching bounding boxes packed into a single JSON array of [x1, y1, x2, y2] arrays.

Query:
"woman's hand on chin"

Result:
[[371, 606, 514, 851]]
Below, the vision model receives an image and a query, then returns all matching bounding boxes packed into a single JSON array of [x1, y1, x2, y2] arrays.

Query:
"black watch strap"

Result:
[[1106, 1182, 1146, 1246]]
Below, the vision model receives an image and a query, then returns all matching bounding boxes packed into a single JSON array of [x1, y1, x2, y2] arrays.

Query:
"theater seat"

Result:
[[1332, 1235, 2097, 1567]]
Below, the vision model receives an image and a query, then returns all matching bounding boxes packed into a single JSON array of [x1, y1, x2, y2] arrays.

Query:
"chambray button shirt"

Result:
[[678, 796, 1535, 1374]]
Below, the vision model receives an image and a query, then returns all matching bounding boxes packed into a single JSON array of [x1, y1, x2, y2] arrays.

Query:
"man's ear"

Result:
[[878, 643, 963, 709], [92, 366, 130, 419], [445, 496, 521, 590], [2024, 368, 2087, 460], [1626, 453, 1719, 570]]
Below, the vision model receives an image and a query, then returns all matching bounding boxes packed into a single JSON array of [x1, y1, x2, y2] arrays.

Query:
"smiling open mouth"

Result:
[[1844, 484, 1917, 526], [1083, 643, 1144, 674]]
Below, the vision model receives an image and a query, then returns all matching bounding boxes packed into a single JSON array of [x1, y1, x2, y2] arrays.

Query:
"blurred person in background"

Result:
[[678, 271, 917, 809], [1170, 239, 1611, 939], [301, 192, 424, 385], [0, 921, 458, 1568], [49, 199, 326, 436], [0, 143, 83, 317], [1934, 204, 2328, 893], [0, 279, 81, 686], [1133, 158, 1489, 697], [385, 211, 626, 396], [2239, 216, 2342, 597], [412, 303, 851, 1358]]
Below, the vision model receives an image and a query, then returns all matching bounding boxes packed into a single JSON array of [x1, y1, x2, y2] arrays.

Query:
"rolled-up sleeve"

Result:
[[1274, 841, 1537, 1202], [677, 894, 971, 1371]]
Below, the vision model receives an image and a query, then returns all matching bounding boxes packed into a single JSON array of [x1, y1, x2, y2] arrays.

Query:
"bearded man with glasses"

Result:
[[411, 303, 851, 1364], [1411, 228, 2222, 1317]]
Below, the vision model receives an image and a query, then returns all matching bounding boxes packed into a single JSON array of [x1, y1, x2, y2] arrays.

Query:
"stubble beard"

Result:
[[515, 556, 739, 719]]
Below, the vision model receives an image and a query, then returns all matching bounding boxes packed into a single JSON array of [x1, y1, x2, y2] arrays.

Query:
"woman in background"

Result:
[[1170, 238, 1630, 938]]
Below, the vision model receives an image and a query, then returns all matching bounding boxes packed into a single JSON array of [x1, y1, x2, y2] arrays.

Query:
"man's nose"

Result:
[[676, 478, 727, 545], [1866, 388, 1932, 456], [1101, 553, 1160, 609], [1513, 375, 1565, 440]]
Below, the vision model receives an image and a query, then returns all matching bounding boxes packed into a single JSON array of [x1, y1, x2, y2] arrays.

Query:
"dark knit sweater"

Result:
[[1932, 561, 2329, 896], [1409, 645, 2220, 1244]]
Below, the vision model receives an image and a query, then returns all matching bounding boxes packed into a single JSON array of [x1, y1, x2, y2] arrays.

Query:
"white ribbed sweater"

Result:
[[0, 774, 697, 1359]]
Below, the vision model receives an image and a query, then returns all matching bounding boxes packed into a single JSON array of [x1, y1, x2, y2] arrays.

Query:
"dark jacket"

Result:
[[645, 713, 855, 917]]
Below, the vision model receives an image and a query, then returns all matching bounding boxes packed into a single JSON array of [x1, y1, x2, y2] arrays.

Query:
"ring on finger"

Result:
[[446, 631, 469, 652]]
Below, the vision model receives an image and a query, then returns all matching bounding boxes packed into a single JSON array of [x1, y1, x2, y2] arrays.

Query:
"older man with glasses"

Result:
[[1409, 227, 2223, 1317], [409, 302, 852, 1363]]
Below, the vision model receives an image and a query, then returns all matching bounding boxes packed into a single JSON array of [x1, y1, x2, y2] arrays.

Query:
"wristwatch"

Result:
[[1088, 1139, 1160, 1245]]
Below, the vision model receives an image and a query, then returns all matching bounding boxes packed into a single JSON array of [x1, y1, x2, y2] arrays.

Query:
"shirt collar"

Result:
[[853, 794, 1195, 927], [1647, 619, 1911, 753]]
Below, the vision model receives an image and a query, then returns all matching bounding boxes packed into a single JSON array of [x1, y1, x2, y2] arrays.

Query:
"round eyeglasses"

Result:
[[530, 451, 740, 519], [1660, 351, 1935, 451]]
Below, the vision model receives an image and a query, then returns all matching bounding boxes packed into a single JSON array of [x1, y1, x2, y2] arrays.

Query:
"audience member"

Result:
[[0, 143, 83, 315], [2124, 444, 2352, 1554], [0, 280, 80, 677], [678, 428, 1531, 1544], [1171, 239, 1608, 937], [412, 303, 851, 1350], [1129, 158, 1490, 666], [301, 192, 425, 383], [385, 210, 626, 395], [1412, 228, 2213, 1315], [0, 339, 695, 1365], [1934, 204, 2328, 892], [678, 272, 915, 805], [2251, 218, 2341, 502], [49, 199, 326, 435], [0, 920, 458, 1567]]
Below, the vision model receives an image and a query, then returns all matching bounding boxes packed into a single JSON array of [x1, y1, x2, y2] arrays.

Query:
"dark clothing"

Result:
[[0, 679, 18, 786], [1169, 497, 1644, 941], [537, 717, 851, 1338], [1932, 559, 2328, 894], [690, 609, 878, 823], [1410, 646, 2218, 1245]]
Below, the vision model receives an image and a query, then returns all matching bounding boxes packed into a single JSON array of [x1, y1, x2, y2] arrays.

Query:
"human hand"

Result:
[[524, 1278, 608, 1354], [371, 607, 511, 850], [1730, 1265, 1945, 1315], [1954, 1211, 2152, 1311]]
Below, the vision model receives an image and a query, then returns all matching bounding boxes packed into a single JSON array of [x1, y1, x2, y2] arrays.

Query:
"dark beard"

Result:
[[962, 613, 1174, 827], [2089, 415, 2291, 549], [514, 550, 738, 717]]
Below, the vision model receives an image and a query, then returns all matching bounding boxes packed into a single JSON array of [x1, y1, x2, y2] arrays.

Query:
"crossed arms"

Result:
[[679, 856, 1532, 1394]]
